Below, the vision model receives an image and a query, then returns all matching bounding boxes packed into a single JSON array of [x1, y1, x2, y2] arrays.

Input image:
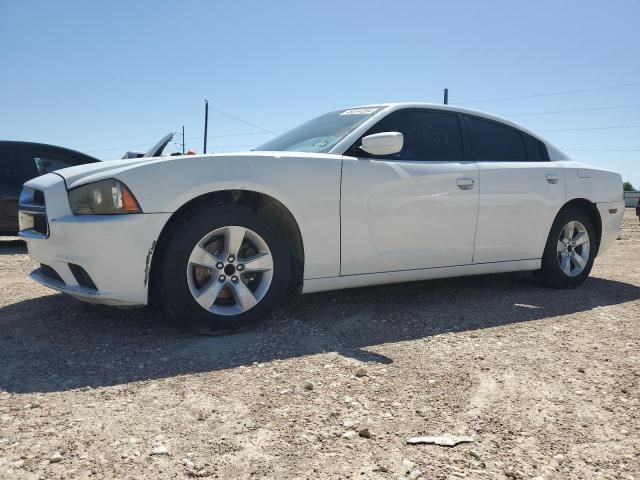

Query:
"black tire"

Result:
[[537, 207, 596, 289], [159, 204, 291, 334]]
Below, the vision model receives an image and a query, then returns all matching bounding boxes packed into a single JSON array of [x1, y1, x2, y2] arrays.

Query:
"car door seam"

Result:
[[339, 156, 344, 276], [470, 165, 480, 264]]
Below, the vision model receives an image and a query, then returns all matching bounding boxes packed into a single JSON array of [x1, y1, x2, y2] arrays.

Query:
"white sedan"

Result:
[[19, 103, 625, 333]]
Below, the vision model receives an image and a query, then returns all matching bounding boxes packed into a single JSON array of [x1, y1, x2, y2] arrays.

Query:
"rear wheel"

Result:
[[537, 207, 596, 288], [160, 204, 291, 334]]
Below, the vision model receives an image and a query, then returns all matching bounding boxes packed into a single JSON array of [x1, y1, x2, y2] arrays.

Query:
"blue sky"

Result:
[[1, 0, 639, 187]]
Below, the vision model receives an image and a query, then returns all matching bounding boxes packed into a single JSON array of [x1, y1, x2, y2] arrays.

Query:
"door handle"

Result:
[[456, 177, 475, 190], [546, 174, 560, 184]]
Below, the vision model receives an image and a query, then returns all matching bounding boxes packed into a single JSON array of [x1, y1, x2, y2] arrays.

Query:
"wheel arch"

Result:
[[148, 189, 305, 306], [556, 198, 602, 256]]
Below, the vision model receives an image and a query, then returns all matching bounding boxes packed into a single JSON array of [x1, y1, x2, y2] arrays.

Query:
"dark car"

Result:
[[0, 141, 99, 235]]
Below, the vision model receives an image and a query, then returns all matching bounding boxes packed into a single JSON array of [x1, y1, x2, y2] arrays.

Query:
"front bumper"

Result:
[[596, 200, 625, 255], [19, 173, 171, 306]]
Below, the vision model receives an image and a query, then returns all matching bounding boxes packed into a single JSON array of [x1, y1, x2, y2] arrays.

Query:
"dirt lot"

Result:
[[1, 210, 638, 480]]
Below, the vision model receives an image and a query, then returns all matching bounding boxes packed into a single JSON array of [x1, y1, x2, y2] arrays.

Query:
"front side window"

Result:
[[467, 116, 527, 161], [255, 107, 382, 153], [356, 109, 464, 161]]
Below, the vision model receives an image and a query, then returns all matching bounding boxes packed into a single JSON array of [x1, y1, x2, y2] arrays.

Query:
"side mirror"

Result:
[[360, 132, 403, 156]]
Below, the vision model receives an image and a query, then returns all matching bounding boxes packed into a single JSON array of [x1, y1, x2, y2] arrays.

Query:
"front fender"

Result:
[[114, 153, 343, 279]]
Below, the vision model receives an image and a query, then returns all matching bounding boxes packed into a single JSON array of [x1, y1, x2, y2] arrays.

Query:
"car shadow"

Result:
[[1, 272, 639, 393], [0, 238, 27, 255]]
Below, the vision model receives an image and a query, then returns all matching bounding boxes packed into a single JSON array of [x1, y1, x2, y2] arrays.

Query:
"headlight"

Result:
[[68, 179, 142, 215]]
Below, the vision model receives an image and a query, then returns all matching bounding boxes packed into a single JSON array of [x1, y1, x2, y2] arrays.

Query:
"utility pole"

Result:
[[443, 88, 449, 105], [203, 98, 209, 154]]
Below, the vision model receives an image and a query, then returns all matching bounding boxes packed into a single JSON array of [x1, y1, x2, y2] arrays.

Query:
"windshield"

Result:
[[255, 107, 383, 153]]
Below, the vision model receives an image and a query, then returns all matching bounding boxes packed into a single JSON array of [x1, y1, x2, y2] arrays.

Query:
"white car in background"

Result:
[[19, 103, 624, 334]]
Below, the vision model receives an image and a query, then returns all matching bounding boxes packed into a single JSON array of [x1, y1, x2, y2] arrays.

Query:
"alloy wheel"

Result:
[[186, 226, 273, 315], [556, 220, 590, 277]]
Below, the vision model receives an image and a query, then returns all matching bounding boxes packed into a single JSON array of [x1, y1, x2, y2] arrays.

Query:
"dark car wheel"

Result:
[[160, 204, 291, 334], [537, 207, 596, 289]]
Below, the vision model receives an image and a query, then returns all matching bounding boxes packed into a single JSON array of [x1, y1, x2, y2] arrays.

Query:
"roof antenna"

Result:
[[203, 99, 209, 154], [443, 88, 449, 105]]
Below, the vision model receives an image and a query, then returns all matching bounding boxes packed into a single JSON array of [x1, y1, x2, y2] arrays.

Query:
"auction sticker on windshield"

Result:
[[340, 108, 380, 115]]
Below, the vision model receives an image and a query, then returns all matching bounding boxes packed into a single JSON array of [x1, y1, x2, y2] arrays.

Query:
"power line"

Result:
[[506, 103, 640, 117], [88, 142, 156, 153], [208, 143, 257, 149], [561, 147, 640, 152], [188, 131, 283, 141], [205, 124, 640, 136], [208, 106, 277, 134], [87, 130, 278, 155], [539, 125, 640, 133], [458, 81, 640, 105], [87, 135, 269, 155], [208, 131, 279, 138]]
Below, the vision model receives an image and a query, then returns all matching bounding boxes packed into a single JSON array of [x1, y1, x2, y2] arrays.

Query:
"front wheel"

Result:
[[160, 204, 291, 334], [537, 207, 596, 288]]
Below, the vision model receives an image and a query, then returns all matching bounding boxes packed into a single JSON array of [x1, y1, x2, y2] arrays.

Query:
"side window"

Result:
[[0, 144, 32, 181], [523, 133, 548, 161], [467, 116, 527, 161], [358, 110, 464, 161], [32, 151, 74, 175], [0, 144, 21, 179]]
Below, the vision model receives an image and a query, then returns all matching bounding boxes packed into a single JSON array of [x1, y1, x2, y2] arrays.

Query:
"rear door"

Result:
[[465, 115, 565, 263], [341, 108, 479, 275], [0, 143, 36, 233]]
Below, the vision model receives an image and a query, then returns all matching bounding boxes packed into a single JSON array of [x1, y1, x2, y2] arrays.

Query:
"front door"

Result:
[[340, 109, 479, 275]]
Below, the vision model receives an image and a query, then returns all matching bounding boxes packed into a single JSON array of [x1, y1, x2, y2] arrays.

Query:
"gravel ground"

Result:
[[1, 210, 639, 480]]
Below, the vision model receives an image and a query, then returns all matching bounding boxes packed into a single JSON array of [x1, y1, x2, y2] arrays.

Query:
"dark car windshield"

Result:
[[254, 107, 382, 153]]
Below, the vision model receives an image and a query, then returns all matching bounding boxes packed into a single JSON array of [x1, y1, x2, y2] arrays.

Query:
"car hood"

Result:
[[54, 151, 341, 190], [54, 157, 162, 187]]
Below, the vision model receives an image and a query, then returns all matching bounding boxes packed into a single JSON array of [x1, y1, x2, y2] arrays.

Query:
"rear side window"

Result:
[[0, 144, 34, 181], [0, 144, 22, 179], [523, 133, 548, 161], [359, 109, 464, 161], [467, 116, 527, 161]]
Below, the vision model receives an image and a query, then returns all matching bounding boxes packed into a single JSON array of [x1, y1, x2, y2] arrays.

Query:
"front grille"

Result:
[[40, 264, 64, 284]]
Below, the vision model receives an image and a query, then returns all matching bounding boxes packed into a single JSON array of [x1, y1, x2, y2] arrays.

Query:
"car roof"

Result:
[[332, 102, 569, 161], [346, 102, 540, 135], [0, 140, 98, 161]]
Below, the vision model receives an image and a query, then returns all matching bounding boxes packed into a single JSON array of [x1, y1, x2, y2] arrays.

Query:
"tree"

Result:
[[623, 181, 635, 192]]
